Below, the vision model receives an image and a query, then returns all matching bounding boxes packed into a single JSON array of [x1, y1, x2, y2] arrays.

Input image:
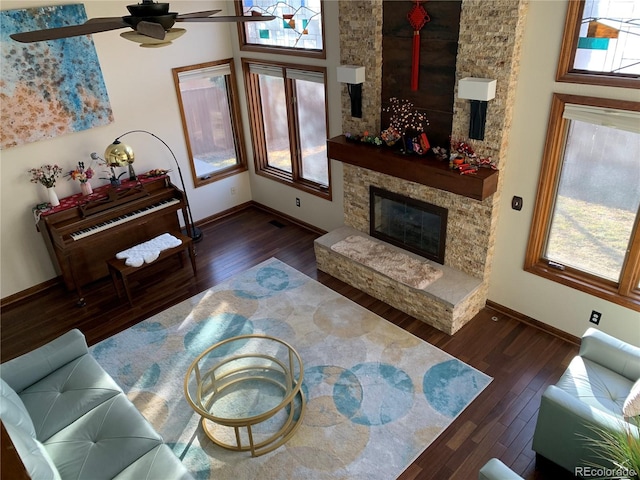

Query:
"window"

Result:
[[557, 0, 640, 88], [525, 94, 640, 310], [243, 60, 330, 198], [235, 0, 325, 58], [172, 59, 247, 187]]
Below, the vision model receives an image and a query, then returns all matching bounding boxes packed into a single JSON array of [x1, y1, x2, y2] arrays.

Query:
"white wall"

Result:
[[0, 0, 250, 298], [489, 0, 640, 345]]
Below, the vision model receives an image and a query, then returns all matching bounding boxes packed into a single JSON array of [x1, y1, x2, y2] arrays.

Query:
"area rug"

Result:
[[330, 235, 443, 289], [90, 258, 491, 479]]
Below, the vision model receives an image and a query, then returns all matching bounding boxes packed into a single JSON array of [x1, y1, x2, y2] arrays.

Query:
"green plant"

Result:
[[583, 417, 640, 480]]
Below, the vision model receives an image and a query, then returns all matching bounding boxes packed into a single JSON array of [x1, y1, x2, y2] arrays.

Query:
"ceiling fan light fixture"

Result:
[[120, 27, 185, 47]]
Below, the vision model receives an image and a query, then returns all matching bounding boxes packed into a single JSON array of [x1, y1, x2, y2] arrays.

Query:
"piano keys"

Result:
[[70, 198, 180, 240], [37, 176, 190, 302]]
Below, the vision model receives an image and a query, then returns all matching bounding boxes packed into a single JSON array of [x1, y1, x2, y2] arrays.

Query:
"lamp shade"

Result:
[[105, 141, 135, 167], [458, 77, 496, 101], [337, 65, 366, 84]]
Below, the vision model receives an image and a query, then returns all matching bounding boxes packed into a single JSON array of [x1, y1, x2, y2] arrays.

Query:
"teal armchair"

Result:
[[532, 328, 640, 475]]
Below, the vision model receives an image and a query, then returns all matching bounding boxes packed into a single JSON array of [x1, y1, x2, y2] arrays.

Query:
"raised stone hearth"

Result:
[[315, 226, 484, 335]]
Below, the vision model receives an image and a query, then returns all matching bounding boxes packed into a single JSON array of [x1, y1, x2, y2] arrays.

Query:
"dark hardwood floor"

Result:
[[1, 205, 579, 479]]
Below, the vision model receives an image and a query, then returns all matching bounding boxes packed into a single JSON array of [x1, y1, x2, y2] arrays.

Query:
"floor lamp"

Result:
[[104, 130, 203, 242]]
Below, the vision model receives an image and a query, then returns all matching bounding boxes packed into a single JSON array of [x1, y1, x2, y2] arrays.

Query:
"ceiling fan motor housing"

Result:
[[123, 14, 177, 31], [126, 2, 170, 17]]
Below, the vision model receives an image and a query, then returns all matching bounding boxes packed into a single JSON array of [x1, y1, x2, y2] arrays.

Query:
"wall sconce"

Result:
[[458, 77, 496, 140], [337, 65, 365, 118]]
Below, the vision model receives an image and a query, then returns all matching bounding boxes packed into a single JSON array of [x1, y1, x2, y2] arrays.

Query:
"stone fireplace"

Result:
[[315, 0, 529, 334]]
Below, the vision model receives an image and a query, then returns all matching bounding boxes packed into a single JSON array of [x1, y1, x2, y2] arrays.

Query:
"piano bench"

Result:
[[107, 232, 196, 307]]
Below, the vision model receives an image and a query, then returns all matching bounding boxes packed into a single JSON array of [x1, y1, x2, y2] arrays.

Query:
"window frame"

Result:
[[172, 59, 247, 188], [524, 93, 640, 311], [242, 58, 331, 200], [556, 0, 640, 89], [234, 0, 326, 59]]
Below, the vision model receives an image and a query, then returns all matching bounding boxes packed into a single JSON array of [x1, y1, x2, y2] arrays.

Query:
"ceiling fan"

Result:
[[10, 1, 275, 47]]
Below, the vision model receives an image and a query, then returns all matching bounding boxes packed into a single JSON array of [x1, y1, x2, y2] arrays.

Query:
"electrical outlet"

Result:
[[230, 187, 236, 195], [589, 310, 602, 325], [511, 196, 523, 211], [296, 197, 301, 207]]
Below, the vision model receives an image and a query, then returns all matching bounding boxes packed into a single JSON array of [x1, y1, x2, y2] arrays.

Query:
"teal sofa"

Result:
[[0, 329, 193, 480], [532, 327, 640, 476]]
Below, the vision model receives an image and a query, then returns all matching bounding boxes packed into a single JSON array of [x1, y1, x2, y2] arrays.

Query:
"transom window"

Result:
[[557, 0, 640, 88], [243, 60, 330, 199], [236, 0, 325, 57], [172, 59, 246, 187], [525, 94, 640, 310]]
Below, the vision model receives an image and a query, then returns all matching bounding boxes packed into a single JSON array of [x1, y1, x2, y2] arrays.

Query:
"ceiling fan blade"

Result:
[[176, 10, 222, 19], [10, 20, 128, 43], [176, 14, 276, 23], [84, 17, 128, 25], [136, 21, 166, 40]]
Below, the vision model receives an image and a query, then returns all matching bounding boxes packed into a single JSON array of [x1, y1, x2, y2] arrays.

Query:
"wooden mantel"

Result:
[[327, 135, 498, 201]]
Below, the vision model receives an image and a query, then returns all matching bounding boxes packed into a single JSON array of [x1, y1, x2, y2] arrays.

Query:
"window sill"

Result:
[[194, 165, 248, 188], [525, 261, 640, 312], [256, 168, 332, 201]]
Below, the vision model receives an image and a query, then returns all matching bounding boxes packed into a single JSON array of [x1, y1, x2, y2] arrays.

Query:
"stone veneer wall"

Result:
[[337, 0, 529, 290], [338, 0, 383, 135]]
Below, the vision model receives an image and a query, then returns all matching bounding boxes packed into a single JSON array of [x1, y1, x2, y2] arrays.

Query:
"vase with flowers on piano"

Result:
[[28, 164, 63, 207], [66, 162, 94, 196]]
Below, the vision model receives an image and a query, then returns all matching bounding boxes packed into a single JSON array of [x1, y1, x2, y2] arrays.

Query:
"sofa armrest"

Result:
[[1, 421, 30, 480], [579, 328, 640, 382], [0, 330, 88, 393], [532, 385, 639, 473], [478, 458, 523, 480]]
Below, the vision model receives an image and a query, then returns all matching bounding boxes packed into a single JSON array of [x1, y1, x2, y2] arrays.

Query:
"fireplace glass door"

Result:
[[370, 187, 447, 264]]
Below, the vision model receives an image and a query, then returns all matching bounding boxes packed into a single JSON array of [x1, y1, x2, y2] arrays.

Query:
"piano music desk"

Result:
[[107, 232, 196, 307]]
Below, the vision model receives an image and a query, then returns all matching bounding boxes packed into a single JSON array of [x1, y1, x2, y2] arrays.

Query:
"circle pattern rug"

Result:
[[91, 258, 492, 480]]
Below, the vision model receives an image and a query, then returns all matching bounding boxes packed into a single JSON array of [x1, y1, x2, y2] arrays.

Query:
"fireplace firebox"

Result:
[[370, 187, 447, 264]]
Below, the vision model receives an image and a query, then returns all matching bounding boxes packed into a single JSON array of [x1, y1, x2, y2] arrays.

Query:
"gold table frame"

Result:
[[184, 334, 306, 457]]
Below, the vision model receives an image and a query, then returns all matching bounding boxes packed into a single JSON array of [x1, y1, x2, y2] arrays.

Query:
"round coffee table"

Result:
[[184, 334, 306, 457]]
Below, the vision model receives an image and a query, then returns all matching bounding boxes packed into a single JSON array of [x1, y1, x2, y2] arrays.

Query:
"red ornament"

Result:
[[407, 1, 430, 91]]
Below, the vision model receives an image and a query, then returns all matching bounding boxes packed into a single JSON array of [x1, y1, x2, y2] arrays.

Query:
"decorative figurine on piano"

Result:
[[93, 152, 127, 187]]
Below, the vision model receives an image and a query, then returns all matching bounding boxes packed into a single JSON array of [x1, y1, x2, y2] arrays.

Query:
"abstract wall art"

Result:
[[0, 4, 113, 150]]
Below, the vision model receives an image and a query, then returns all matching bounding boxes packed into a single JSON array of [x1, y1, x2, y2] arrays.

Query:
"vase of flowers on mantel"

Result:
[[66, 162, 94, 196], [382, 97, 429, 154], [28, 164, 63, 207]]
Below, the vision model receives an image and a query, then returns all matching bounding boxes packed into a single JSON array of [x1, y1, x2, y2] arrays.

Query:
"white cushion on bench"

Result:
[[116, 233, 182, 267], [331, 234, 443, 289]]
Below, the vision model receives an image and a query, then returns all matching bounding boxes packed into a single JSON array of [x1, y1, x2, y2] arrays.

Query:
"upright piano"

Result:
[[37, 175, 190, 301]]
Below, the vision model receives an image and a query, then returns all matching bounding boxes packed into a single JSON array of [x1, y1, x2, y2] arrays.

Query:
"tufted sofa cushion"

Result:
[[555, 356, 634, 416], [43, 395, 164, 479], [18, 354, 122, 442]]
